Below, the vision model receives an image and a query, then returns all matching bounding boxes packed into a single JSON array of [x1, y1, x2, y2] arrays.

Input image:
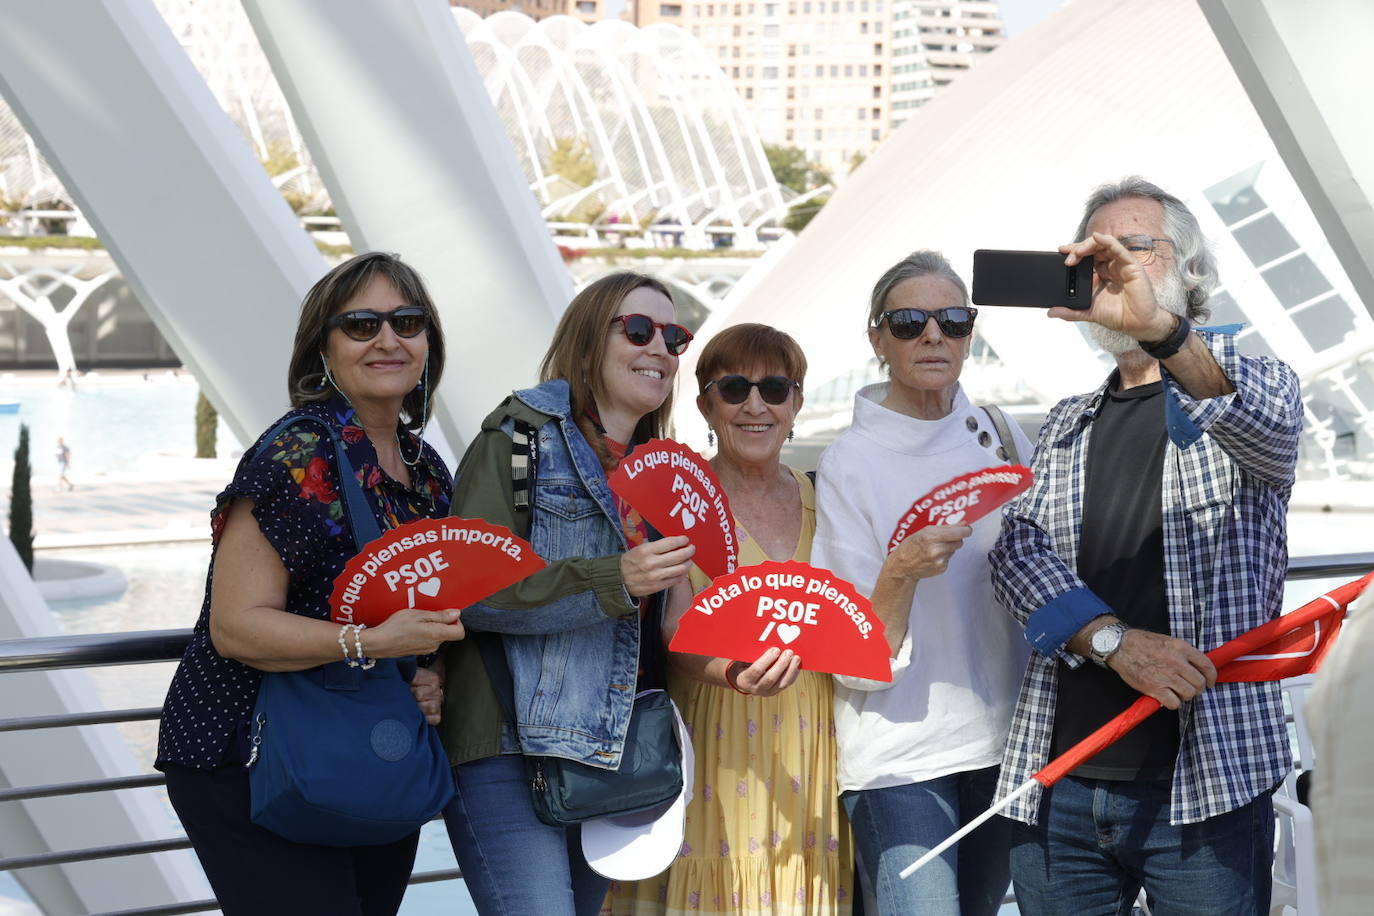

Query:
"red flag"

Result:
[[1035, 570, 1373, 787], [900, 570, 1374, 879]]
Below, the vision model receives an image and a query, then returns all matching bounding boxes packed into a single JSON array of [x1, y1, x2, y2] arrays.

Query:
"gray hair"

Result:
[[867, 249, 969, 327], [1074, 176, 1217, 322]]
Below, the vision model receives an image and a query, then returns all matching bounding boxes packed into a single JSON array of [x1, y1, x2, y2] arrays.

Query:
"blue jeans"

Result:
[[442, 755, 608, 916], [842, 765, 1010, 916], [1009, 776, 1274, 916]]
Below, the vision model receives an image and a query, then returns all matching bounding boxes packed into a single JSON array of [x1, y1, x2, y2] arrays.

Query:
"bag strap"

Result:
[[251, 413, 386, 685], [980, 405, 1021, 466], [510, 418, 539, 538], [254, 413, 382, 548]]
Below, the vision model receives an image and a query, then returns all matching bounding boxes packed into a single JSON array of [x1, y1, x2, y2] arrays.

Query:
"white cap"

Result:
[[582, 697, 695, 881]]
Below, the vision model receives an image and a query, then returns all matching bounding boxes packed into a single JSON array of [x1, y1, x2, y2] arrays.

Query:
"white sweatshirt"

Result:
[[812, 383, 1032, 793]]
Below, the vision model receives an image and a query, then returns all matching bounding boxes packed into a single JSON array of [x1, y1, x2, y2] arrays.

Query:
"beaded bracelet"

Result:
[[337, 623, 377, 670], [353, 624, 376, 671]]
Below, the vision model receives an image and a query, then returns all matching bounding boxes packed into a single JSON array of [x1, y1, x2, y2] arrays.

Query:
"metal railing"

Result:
[[0, 632, 463, 916], [2, 552, 1371, 915]]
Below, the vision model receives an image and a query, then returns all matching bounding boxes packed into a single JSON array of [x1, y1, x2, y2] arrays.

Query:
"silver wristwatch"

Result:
[[1088, 622, 1130, 667]]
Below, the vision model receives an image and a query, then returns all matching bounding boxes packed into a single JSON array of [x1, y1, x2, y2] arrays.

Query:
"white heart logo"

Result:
[[776, 624, 801, 645], [416, 577, 441, 598], [942, 510, 966, 526]]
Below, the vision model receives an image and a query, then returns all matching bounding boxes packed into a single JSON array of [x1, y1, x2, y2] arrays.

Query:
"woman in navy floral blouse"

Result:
[[156, 252, 465, 916]]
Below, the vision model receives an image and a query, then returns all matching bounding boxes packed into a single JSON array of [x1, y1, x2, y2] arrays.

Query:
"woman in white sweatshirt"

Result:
[[812, 250, 1031, 915]]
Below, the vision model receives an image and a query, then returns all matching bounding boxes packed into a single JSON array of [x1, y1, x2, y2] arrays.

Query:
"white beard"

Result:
[[1089, 269, 1191, 355]]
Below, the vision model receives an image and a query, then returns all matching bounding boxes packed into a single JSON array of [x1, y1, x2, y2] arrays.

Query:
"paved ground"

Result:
[[25, 477, 221, 547], [6, 453, 237, 549]]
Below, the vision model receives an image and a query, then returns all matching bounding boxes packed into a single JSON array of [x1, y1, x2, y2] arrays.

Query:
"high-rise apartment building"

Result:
[[452, 0, 604, 24], [635, 0, 1003, 175]]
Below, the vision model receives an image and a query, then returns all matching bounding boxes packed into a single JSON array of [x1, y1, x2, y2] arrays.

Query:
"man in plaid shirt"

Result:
[[989, 177, 1301, 914]]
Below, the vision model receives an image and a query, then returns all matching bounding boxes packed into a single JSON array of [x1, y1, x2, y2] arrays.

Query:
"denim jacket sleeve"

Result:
[[448, 420, 637, 636]]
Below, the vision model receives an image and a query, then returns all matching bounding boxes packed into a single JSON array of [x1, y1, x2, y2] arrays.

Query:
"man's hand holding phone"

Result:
[[1054, 232, 1173, 342]]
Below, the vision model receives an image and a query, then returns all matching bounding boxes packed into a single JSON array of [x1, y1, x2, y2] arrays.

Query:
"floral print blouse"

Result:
[[156, 397, 452, 770]]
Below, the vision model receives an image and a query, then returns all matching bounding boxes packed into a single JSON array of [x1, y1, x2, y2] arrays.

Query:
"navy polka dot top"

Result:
[[156, 397, 452, 770]]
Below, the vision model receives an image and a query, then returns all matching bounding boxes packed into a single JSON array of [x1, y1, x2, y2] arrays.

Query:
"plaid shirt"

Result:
[[990, 331, 1302, 825]]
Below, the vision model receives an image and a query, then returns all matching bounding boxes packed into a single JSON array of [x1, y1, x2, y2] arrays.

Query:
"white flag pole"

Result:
[[899, 778, 1039, 879]]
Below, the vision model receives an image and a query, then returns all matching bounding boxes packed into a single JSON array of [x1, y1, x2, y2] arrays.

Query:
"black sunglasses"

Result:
[[611, 313, 694, 356], [874, 306, 977, 340], [327, 306, 429, 342], [704, 375, 799, 405]]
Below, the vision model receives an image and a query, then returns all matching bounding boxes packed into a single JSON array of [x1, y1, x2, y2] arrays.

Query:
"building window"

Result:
[[815, 129, 823, 140], [658, 3, 682, 14], [786, 129, 795, 142], [746, 65, 755, 76], [872, 106, 881, 119], [577, 0, 597, 11], [787, 86, 796, 99], [858, 107, 867, 120], [872, 84, 881, 97], [844, 64, 853, 76], [763, 65, 779, 78], [815, 108, 824, 119], [873, 42, 883, 55], [787, 65, 796, 77], [872, 128, 881, 140], [732, 66, 741, 76], [746, 87, 755, 99], [1233, 213, 1299, 267], [1263, 254, 1333, 305], [860, 21, 868, 33], [874, 63, 882, 75], [786, 107, 795, 119], [859, 64, 868, 76]]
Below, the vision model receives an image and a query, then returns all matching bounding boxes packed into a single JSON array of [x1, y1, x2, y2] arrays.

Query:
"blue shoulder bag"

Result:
[[245, 414, 454, 847]]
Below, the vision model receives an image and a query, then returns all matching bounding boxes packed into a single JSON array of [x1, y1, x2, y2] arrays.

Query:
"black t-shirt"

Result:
[[1051, 377, 1179, 781]]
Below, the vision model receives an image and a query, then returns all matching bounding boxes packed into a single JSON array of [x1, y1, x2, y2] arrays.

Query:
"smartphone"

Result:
[[971, 249, 1094, 310]]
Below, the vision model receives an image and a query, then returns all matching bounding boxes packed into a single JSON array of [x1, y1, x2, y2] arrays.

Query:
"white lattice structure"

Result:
[[155, 0, 330, 212], [454, 10, 788, 248]]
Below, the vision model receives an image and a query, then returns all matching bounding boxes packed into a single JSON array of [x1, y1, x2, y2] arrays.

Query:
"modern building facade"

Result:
[[681, 0, 1374, 483], [633, 0, 1004, 175], [452, 0, 609, 25]]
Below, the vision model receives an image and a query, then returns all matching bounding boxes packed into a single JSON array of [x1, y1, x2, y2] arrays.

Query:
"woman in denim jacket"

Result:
[[434, 272, 697, 915]]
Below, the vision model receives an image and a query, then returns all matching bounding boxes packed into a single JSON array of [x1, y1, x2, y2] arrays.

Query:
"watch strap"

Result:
[[1139, 314, 1191, 360]]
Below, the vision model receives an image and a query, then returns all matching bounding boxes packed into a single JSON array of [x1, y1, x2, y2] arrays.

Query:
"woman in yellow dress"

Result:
[[603, 324, 852, 915]]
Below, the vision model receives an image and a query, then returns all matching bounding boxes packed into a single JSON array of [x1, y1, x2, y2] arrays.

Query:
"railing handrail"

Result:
[[0, 550, 1369, 914], [4, 553, 1370, 675]]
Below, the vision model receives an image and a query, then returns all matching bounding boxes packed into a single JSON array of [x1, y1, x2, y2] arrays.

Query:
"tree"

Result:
[[784, 194, 829, 234], [764, 144, 830, 194], [546, 137, 599, 189], [195, 392, 217, 459], [9, 423, 33, 572]]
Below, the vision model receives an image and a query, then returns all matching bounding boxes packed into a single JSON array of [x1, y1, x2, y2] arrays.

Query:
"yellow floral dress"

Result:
[[602, 469, 853, 916]]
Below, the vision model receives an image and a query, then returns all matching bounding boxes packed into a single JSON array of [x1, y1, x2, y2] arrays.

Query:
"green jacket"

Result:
[[438, 384, 644, 766]]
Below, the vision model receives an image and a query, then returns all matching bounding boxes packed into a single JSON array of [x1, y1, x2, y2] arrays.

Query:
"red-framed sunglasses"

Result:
[[610, 313, 694, 356]]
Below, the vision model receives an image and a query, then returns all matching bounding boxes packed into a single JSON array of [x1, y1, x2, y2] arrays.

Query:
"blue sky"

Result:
[[1001, 0, 1070, 38]]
